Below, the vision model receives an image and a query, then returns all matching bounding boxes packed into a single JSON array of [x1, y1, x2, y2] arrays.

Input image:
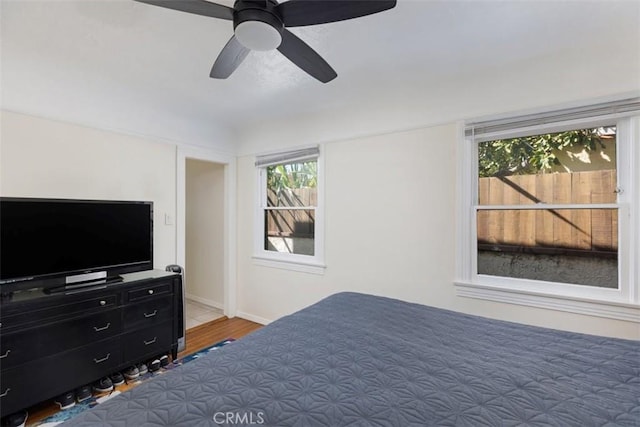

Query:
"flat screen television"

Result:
[[0, 197, 153, 292]]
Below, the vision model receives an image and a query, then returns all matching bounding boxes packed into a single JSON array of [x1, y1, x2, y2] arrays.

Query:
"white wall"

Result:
[[237, 125, 458, 324], [236, 123, 640, 340], [185, 158, 225, 307], [236, 37, 640, 156], [238, 126, 455, 320], [0, 110, 177, 269]]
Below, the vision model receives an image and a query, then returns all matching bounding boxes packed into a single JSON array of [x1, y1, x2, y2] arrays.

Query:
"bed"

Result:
[[62, 292, 639, 426]]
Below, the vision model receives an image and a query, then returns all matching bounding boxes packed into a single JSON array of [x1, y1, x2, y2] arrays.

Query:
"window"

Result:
[[456, 99, 640, 319], [254, 147, 325, 273], [477, 126, 618, 288]]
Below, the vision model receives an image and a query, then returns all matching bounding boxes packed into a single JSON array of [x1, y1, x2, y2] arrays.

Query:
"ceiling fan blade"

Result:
[[277, 0, 397, 27], [210, 36, 250, 79], [134, 0, 234, 20], [277, 29, 337, 83]]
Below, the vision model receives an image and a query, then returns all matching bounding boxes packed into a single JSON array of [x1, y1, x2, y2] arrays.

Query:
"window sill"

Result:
[[252, 256, 326, 275], [454, 281, 640, 322]]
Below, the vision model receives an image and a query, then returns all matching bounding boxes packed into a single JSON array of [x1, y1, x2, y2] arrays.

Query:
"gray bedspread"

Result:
[[62, 292, 640, 426]]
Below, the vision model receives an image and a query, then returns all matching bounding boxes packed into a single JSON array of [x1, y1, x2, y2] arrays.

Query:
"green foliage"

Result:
[[267, 161, 317, 193], [478, 128, 609, 177]]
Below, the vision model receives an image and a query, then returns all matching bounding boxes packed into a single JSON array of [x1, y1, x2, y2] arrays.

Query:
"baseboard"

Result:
[[235, 311, 272, 325], [185, 293, 224, 310]]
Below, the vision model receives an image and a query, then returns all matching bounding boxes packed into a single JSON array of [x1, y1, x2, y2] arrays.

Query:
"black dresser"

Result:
[[0, 270, 184, 417]]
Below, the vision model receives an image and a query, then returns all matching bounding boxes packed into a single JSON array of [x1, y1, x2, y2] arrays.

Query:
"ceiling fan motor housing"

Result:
[[233, 0, 284, 51]]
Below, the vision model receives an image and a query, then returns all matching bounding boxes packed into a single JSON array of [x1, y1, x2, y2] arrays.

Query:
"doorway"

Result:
[[177, 146, 237, 328], [184, 158, 225, 328]]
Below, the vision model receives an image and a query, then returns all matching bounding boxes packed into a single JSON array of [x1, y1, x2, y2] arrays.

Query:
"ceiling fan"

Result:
[[134, 0, 397, 83]]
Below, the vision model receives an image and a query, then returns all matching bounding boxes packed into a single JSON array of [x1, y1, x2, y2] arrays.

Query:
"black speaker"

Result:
[[166, 264, 186, 353]]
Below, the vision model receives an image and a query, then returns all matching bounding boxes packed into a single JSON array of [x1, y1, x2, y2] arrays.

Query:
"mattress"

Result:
[[62, 292, 640, 426]]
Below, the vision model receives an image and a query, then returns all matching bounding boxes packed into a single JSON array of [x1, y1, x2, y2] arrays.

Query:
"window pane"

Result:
[[478, 127, 617, 205], [265, 209, 315, 255], [267, 161, 317, 207], [477, 208, 618, 288]]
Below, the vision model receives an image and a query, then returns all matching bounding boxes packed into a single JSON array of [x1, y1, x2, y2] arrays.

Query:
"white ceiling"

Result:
[[2, 0, 639, 151]]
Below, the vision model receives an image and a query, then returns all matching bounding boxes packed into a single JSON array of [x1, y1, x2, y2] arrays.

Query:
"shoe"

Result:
[[110, 372, 125, 386], [75, 385, 92, 403], [92, 377, 114, 393], [159, 354, 170, 367], [137, 362, 148, 375], [54, 391, 76, 410], [1, 411, 27, 427], [148, 358, 161, 372], [123, 365, 140, 380]]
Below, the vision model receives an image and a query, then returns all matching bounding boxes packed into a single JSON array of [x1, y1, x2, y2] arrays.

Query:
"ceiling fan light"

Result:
[[235, 21, 282, 51]]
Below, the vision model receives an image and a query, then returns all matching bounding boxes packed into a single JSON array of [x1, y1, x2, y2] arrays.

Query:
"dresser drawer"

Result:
[[124, 295, 173, 329], [0, 337, 122, 417], [0, 309, 122, 370], [123, 321, 173, 362], [126, 281, 172, 303], [1, 294, 118, 332]]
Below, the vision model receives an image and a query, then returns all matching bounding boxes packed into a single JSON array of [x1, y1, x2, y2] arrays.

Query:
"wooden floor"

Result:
[[23, 317, 263, 426], [178, 316, 262, 358]]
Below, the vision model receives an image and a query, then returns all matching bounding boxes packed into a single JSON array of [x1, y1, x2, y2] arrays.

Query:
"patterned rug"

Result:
[[32, 339, 235, 427]]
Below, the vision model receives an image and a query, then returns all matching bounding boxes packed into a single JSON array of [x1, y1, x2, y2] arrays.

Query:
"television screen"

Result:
[[0, 198, 153, 286]]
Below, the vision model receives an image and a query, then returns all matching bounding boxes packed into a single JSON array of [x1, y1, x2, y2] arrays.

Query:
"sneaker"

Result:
[[92, 377, 114, 393], [148, 358, 161, 372], [75, 385, 92, 403], [1, 411, 27, 427], [110, 372, 125, 386], [123, 365, 140, 380], [159, 354, 170, 367], [137, 362, 148, 375], [54, 391, 76, 410]]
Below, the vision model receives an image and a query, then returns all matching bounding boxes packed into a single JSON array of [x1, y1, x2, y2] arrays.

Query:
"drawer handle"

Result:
[[144, 337, 157, 346], [144, 310, 158, 318], [99, 300, 107, 306], [0, 350, 10, 359], [93, 353, 111, 364], [148, 289, 154, 295], [93, 323, 111, 332], [0, 388, 10, 398]]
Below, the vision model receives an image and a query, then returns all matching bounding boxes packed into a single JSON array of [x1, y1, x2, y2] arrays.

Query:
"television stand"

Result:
[[43, 275, 124, 294], [0, 270, 184, 418]]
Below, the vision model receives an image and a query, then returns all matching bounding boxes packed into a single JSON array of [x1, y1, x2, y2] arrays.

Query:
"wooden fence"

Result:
[[477, 170, 617, 253], [266, 188, 316, 238], [264, 172, 618, 253]]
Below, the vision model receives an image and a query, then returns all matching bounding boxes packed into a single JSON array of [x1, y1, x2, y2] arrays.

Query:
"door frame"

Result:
[[177, 146, 236, 317]]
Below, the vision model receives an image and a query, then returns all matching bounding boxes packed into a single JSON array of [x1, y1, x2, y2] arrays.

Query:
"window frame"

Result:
[[253, 147, 325, 275], [455, 112, 640, 321]]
